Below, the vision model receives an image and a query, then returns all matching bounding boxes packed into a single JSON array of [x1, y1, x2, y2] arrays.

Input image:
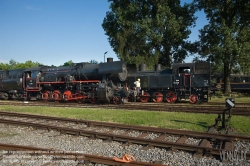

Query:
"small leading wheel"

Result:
[[165, 91, 177, 103], [189, 94, 198, 104]]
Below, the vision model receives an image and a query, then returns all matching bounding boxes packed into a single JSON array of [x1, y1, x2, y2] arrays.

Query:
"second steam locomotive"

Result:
[[0, 58, 211, 104]]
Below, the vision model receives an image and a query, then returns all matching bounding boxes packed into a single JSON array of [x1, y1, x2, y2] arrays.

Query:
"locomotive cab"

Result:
[[172, 65, 192, 90], [23, 66, 47, 100], [172, 61, 210, 103], [24, 70, 41, 90], [172, 63, 194, 101]]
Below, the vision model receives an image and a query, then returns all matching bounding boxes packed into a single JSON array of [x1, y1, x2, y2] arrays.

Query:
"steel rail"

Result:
[[0, 111, 249, 142], [0, 143, 163, 166], [0, 117, 249, 159]]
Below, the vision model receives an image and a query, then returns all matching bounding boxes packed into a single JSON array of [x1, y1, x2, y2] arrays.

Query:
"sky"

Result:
[[0, 0, 207, 66]]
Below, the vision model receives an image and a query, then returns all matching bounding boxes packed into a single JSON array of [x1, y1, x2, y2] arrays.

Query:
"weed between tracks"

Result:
[[0, 105, 249, 136], [0, 131, 18, 137]]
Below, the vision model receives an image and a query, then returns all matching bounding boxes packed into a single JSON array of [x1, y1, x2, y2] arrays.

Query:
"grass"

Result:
[[210, 93, 250, 103], [210, 96, 250, 103], [0, 132, 18, 137], [0, 105, 250, 136]]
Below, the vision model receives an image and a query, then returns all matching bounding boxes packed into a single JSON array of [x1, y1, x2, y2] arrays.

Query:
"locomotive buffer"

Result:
[[214, 98, 235, 128]]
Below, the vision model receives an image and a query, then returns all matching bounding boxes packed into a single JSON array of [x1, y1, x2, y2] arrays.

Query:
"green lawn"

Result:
[[210, 94, 250, 103], [0, 105, 249, 136]]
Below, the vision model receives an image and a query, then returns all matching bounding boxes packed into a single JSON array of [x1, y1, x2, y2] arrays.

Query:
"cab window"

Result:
[[31, 71, 38, 78]]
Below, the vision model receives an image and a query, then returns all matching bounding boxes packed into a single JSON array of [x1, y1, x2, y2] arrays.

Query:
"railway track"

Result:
[[0, 143, 162, 166], [0, 111, 249, 162], [0, 100, 249, 116]]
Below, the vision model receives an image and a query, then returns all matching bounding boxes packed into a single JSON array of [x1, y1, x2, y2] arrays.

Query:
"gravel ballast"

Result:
[[0, 124, 249, 166]]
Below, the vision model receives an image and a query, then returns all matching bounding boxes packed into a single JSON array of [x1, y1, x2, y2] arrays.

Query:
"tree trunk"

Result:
[[223, 63, 231, 95]]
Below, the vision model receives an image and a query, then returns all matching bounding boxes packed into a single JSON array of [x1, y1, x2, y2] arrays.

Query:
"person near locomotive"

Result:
[[134, 78, 141, 95]]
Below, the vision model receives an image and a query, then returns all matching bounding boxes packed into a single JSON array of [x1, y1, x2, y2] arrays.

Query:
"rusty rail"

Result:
[[0, 101, 249, 116], [0, 143, 163, 166], [0, 112, 250, 160]]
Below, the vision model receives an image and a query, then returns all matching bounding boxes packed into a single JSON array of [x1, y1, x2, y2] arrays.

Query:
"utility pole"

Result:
[[104, 51, 108, 63]]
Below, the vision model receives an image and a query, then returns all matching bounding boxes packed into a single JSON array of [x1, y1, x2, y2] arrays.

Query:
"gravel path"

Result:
[[0, 124, 249, 166]]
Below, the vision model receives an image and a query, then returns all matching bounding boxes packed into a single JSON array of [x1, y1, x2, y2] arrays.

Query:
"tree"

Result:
[[195, 0, 250, 94], [102, 0, 197, 68], [9, 59, 17, 69], [63, 60, 74, 66], [14, 60, 41, 69], [0, 63, 10, 70], [89, 60, 98, 64], [0, 60, 41, 70]]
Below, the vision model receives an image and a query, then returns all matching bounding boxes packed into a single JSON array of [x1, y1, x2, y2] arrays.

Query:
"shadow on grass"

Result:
[[170, 120, 211, 129]]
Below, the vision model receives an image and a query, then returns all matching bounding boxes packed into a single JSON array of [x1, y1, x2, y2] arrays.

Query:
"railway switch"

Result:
[[214, 98, 235, 129]]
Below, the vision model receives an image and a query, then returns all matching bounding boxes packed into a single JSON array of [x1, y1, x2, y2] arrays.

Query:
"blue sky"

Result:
[[0, 0, 207, 66]]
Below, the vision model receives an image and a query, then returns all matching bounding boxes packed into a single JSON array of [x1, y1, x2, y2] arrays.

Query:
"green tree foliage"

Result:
[[9, 59, 17, 69], [62, 60, 74, 66], [195, 0, 250, 94], [89, 60, 98, 64], [102, 0, 197, 68], [0, 59, 42, 70], [0, 63, 10, 70]]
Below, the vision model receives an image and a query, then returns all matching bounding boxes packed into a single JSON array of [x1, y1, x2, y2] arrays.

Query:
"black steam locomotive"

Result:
[[126, 61, 211, 103], [0, 58, 129, 104], [0, 59, 211, 104]]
